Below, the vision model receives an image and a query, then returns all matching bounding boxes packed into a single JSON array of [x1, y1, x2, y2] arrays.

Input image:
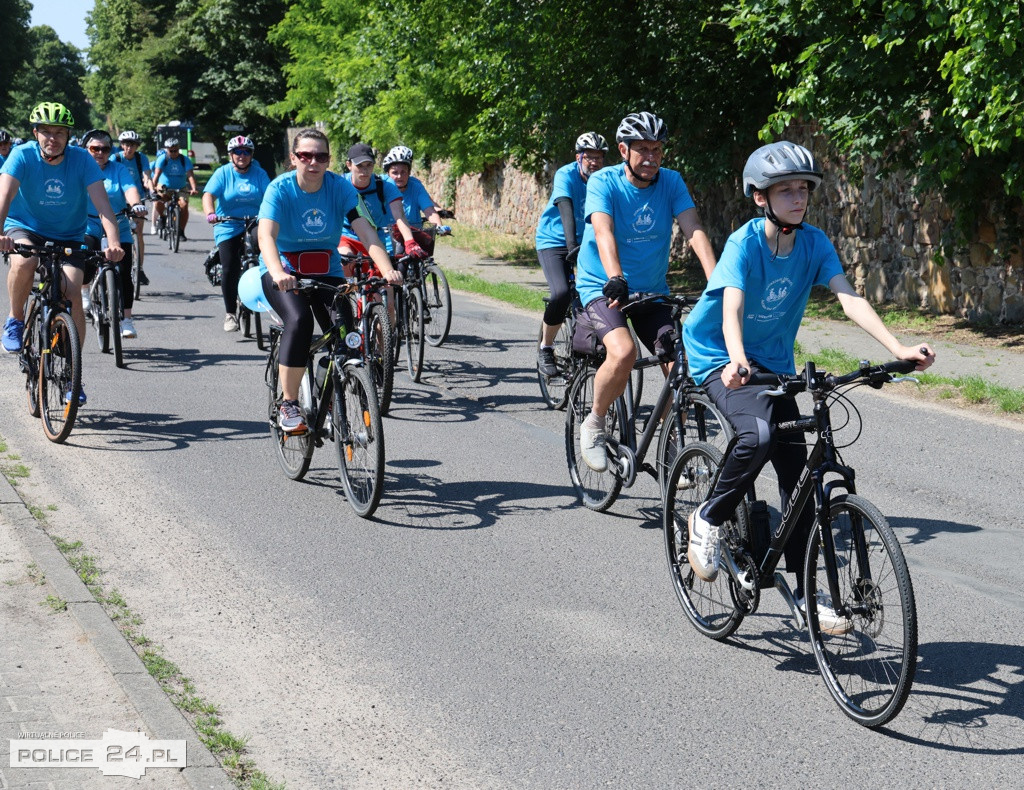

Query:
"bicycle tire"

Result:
[[565, 368, 622, 511], [39, 311, 81, 443], [267, 342, 313, 480], [239, 304, 252, 338], [255, 311, 265, 350], [169, 207, 179, 252], [804, 493, 917, 728], [93, 278, 110, 354], [404, 288, 425, 382], [365, 302, 394, 415], [131, 240, 142, 299], [422, 262, 452, 347], [106, 267, 123, 368], [536, 319, 574, 410], [656, 391, 733, 494], [333, 364, 385, 518], [662, 443, 750, 640], [22, 297, 40, 418]]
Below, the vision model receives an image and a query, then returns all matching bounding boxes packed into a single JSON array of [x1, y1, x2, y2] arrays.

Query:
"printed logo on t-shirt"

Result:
[[43, 179, 66, 203], [301, 208, 326, 234], [631, 202, 655, 235], [238, 181, 254, 195], [761, 277, 793, 312]]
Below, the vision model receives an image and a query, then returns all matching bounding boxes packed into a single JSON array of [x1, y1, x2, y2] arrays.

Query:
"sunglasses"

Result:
[[88, 145, 111, 153], [230, 148, 253, 156], [294, 151, 330, 164]]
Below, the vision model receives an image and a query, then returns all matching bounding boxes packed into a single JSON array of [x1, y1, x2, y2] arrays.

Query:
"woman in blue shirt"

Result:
[[257, 129, 403, 434], [202, 135, 270, 332]]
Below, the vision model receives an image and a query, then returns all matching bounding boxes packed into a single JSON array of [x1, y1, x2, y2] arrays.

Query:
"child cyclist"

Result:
[[681, 141, 934, 630]]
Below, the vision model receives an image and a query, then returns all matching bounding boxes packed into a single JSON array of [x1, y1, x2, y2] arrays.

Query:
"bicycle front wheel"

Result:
[[804, 494, 917, 728], [106, 267, 123, 368], [404, 288, 425, 382], [22, 297, 41, 418], [365, 302, 394, 415], [131, 240, 142, 299], [565, 368, 622, 511], [168, 208, 179, 252], [39, 311, 81, 443], [422, 262, 452, 346], [662, 443, 750, 640], [333, 364, 385, 518], [93, 279, 110, 353], [537, 319, 573, 410], [267, 343, 313, 480]]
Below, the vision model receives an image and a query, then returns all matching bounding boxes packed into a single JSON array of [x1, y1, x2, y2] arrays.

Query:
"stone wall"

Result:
[[419, 135, 1024, 324]]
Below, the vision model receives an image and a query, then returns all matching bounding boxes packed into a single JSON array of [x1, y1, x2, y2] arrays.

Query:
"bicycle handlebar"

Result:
[[738, 352, 926, 397], [621, 292, 698, 311]]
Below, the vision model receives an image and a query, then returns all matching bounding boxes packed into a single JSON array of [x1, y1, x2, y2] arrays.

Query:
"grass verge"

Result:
[[445, 270, 546, 313]]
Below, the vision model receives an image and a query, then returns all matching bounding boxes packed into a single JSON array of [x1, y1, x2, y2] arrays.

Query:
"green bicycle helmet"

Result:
[[29, 102, 75, 128]]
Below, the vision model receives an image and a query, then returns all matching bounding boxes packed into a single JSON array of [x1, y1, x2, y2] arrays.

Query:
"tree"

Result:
[[0, 0, 33, 130], [7, 26, 89, 136]]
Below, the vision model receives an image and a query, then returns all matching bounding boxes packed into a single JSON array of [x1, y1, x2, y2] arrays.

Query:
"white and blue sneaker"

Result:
[[687, 502, 722, 582], [796, 593, 853, 636], [2, 317, 24, 353]]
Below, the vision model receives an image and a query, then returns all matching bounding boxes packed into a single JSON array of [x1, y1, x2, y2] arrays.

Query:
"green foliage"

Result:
[[6, 26, 89, 137], [0, 0, 32, 129]]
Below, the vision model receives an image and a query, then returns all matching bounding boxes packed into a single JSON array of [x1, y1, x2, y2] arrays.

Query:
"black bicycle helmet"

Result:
[[742, 141, 822, 197], [0, 129, 12, 144], [82, 128, 112, 146]]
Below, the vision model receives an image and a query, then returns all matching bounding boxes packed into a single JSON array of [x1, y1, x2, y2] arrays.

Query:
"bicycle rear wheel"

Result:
[[106, 267, 123, 368], [333, 364, 385, 518], [565, 368, 622, 511], [656, 391, 733, 493], [365, 302, 394, 415], [537, 319, 573, 410], [238, 304, 252, 338], [267, 342, 313, 480], [93, 278, 110, 353], [422, 262, 452, 346], [404, 288, 425, 382], [131, 240, 142, 299], [662, 443, 749, 640], [168, 207, 179, 252], [22, 298, 41, 418], [804, 494, 917, 728], [39, 312, 81, 443]]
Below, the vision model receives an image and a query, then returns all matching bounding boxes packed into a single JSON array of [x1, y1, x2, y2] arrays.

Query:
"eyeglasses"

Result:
[[88, 146, 111, 153], [122, 141, 139, 147], [230, 148, 253, 156], [294, 151, 330, 164]]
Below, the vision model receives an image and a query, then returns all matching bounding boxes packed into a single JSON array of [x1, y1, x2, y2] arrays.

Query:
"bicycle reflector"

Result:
[[345, 332, 361, 349]]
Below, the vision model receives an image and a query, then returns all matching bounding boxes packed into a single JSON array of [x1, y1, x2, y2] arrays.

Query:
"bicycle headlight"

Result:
[[344, 331, 362, 349]]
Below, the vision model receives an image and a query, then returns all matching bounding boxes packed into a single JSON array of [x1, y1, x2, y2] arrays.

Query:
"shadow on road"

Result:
[[888, 516, 982, 545], [66, 410, 263, 451]]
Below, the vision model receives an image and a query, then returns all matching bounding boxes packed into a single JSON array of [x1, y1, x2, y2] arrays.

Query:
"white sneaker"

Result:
[[120, 317, 137, 338], [224, 313, 239, 332], [579, 421, 608, 472], [796, 593, 853, 636], [81, 289, 91, 312], [687, 503, 721, 582]]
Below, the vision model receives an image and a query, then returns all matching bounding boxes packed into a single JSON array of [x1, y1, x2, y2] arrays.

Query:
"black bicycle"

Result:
[[417, 225, 453, 347], [264, 277, 386, 518], [565, 293, 730, 511], [157, 188, 187, 252], [129, 200, 147, 300], [214, 215, 265, 349], [343, 252, 395, 414], [391, 253, 426, 382], [87, 241, 125, 369], [662, 358, 920, 727], [8, 242, 100, 443]]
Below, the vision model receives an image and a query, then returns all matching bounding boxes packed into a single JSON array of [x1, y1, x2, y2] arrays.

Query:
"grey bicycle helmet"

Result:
[[119, 130, 141, 143], [615, 112, 667, 144], [82, 128, 111, 146], [575, 132, 608, 152], [382, 145, 414, 168], [742, 141, 822, 197]]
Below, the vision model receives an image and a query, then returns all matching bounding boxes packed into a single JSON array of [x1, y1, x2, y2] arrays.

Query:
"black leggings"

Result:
[[261, 272, 352, 368], [538, 246, 572, 326], [218, 228, 259, 314], [85, 235, 134, 310], [703, 368, 813, 576]]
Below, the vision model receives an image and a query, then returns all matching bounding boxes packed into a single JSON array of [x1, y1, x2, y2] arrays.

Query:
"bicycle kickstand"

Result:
[[774, 572, 805, 631]]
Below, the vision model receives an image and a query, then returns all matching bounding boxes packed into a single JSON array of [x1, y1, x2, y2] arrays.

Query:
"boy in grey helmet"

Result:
[[681, 140, 935, 630]]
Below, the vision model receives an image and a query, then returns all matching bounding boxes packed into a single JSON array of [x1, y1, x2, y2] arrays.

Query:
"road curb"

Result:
[[0, 471, 234, 790]]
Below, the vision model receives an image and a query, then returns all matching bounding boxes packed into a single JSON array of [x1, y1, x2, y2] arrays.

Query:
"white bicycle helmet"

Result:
[[615, 112, 668, 144], [575, 132, 608, 152], [382, 145, 414, 168], [119, 130, 141, 143], [742, 141, 822, 196], [163, 137, 180, 149], [227, 134, 254, 151]]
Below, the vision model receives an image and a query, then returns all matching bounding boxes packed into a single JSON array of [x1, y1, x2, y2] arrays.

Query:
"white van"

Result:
[[190, 142, 220, 168]]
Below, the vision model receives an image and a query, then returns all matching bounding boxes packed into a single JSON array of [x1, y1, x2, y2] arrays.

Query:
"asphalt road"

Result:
[[1, 222, 1021, 788]]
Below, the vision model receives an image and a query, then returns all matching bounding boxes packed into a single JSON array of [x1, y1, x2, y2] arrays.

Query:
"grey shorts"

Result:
[[8, 228, 97, 284], [579, 296, 675, 357]]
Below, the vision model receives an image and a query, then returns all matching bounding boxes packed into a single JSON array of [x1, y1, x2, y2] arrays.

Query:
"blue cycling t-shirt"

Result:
[[384, 174, 435, 229], [535, 161, 588, 250], [204, 162, 270, 244], [2, 142, 104, 241], [683, 218, 845, 385], [340, 174, 402, 253], [258, 170, 359, 278], [86, 160, 135, 244], [154, 151, 193, 189], [575, 164, 695, 306], [112, 150, 150, 192]]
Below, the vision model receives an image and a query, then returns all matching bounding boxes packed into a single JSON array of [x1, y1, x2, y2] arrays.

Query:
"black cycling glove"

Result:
[[603, 275, 629, 304]]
